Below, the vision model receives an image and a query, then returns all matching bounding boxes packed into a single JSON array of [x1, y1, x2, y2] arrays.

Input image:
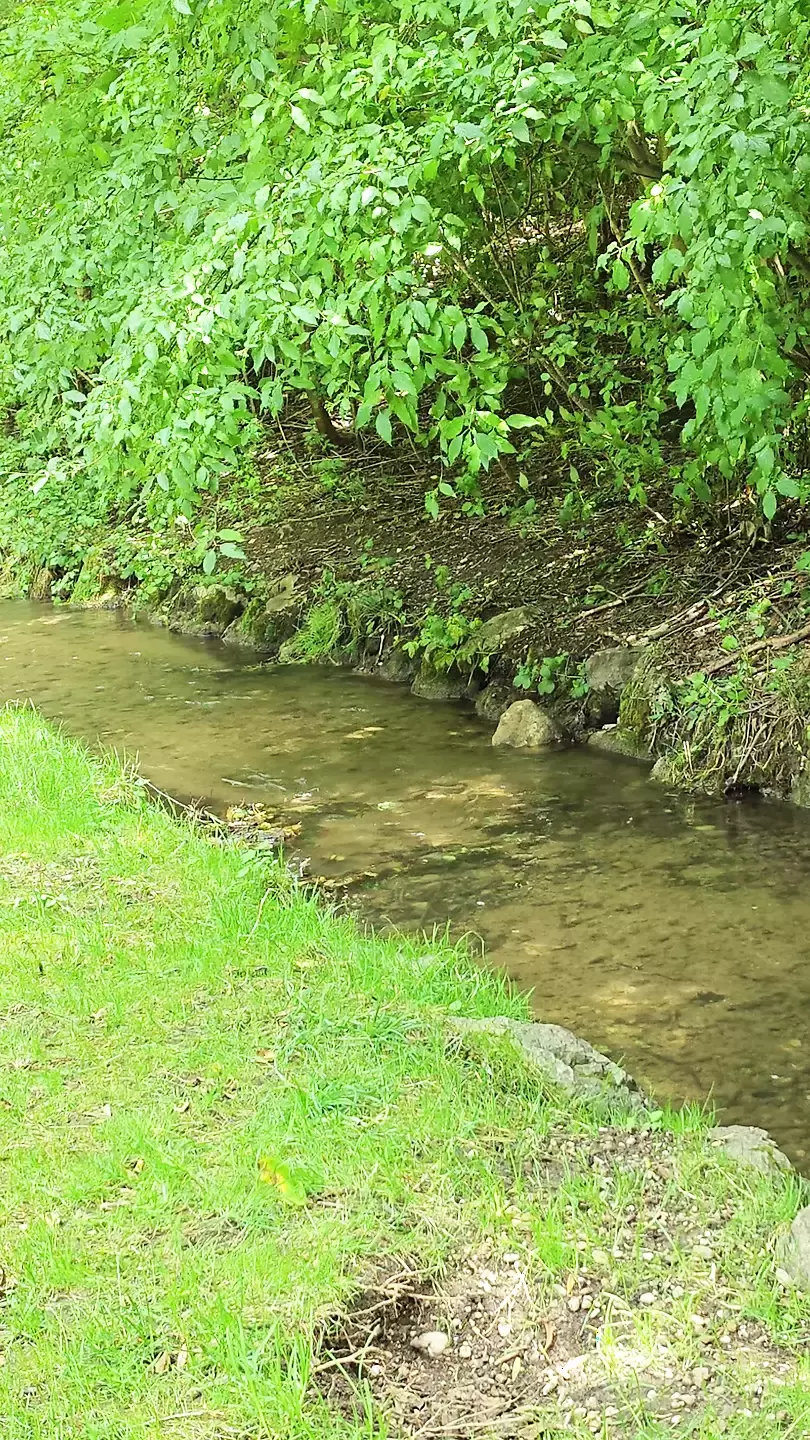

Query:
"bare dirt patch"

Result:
[[313, 1127, 802, 1438]]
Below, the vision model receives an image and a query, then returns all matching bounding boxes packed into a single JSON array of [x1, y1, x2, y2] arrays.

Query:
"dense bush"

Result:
[[1, 0, 810, 529]]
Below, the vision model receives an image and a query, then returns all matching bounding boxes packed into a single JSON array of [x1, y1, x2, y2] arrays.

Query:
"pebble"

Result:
[[692, 1367, 711, 1386], [567, 1296, 581, 1313], [639, 1292, 656, 1306], [498, 1322, 512, 1337], [411, 1330, 449, 1359], [458, 1343, 472, 1360], [580, 1295, 593, 1310]]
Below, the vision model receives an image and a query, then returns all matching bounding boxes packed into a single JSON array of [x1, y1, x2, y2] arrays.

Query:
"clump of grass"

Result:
[[649, 658, 810, 794], [278, 600, 344, 662], [0, 707, 807, 1438]]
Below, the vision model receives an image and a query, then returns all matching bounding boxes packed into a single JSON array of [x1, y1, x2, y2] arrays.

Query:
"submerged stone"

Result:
[[492, 700, 560, 748], [450, 1015, 647, 1111]]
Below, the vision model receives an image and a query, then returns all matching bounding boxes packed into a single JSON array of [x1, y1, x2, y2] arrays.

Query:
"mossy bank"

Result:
[[6, 433, 810, 810], [2, 705, 810, 1439]]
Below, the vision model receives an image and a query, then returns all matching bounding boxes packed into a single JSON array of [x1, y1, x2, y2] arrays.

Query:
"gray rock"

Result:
[[492, 700, 560, 749], [193, 584, 245, 628], [473, 607, 539, 655], [586, 646, 643, 723], [450, 1015, 647, 1111], [379, 646, 415, 684], [776, 1207, 810, 1289], [588, 725, 651, 761], [170, 584, 246, 638], [475, 681, 514, 724], [650, 756, 672, 784], [790, 769, 810, 809], [411, 666, 468, 702], [709, 1125, 792, 1176]]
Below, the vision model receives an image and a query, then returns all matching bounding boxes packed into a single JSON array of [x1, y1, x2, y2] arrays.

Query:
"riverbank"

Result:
[[0, 707, 809, 1438], [6, 422, 810, 808]]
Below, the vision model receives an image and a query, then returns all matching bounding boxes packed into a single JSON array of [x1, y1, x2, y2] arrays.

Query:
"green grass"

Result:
[[0, 708, 808, 1439]]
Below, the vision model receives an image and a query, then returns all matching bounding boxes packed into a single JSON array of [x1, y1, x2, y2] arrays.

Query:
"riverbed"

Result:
[[6, 602, 810, 1157]]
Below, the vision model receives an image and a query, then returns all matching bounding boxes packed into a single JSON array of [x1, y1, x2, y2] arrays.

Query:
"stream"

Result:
[[5, 602, 810, 1159]]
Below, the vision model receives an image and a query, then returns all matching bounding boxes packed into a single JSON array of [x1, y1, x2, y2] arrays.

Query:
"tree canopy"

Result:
[[2, 0, 810, 521]]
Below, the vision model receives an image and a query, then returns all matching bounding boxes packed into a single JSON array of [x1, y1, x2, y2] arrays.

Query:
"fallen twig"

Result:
[[703, 619, 810, 675]]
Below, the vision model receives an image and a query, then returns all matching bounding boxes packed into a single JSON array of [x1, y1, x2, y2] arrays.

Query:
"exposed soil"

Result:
[[241, 415, 802, 678], [314, 1127, 798, 1439]]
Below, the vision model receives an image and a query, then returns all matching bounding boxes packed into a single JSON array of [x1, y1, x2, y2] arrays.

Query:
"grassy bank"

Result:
[[0, 710, 808, 1437]]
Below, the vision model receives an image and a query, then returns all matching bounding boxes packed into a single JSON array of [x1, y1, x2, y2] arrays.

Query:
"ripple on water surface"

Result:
[[6, 601, 810, 1159]]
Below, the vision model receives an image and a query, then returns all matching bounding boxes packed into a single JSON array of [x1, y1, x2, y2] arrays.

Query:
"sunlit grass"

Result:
[[0, 708, 807, 1438]]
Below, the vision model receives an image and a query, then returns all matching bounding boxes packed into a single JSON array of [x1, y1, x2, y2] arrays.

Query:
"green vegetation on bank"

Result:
[[5, 0, 810, 800], [3, 0, 810, 554], [0, 707, 809, 1438]]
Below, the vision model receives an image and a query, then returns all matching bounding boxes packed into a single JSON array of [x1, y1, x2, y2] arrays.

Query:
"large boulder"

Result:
[[588, 725, 651, 761], [492, 700, 560, 749], [586, 646, 644, 723], [776, 1207, 810, 1289], [473, 607, 540, 656], [450, 1016, 647, 1111], [709, 1125, 792, 1176]]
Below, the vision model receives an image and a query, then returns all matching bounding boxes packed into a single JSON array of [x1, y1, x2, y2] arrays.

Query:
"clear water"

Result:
[[5, 602, 810, 1158]]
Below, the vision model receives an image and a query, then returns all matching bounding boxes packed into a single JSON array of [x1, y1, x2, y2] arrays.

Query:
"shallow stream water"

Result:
[[5, 602, 810, 1158]]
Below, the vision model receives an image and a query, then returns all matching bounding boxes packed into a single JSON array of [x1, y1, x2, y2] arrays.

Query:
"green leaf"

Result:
[[375, 409, 392, 443], [451, 318, 467, 351], [258, 1155, 308, 1206], [762, 490, 777, 521], [202, 550, 217, 575], [220, 542, 247, 561], [611, 259, 630, 291], [506, 414, 539, 429], [290, 106, 311, 133]]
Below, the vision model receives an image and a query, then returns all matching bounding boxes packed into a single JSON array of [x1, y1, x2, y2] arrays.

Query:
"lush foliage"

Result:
[[2, 0, 810, 538]]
